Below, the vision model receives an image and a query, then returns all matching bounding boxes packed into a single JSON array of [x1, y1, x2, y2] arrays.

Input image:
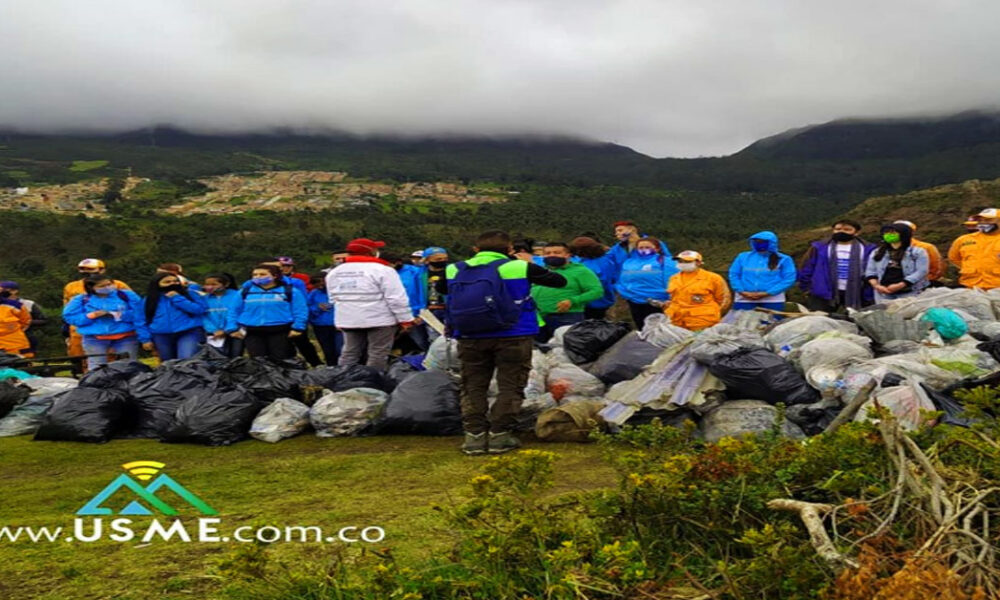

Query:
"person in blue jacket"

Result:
[[200, 273, 243, 358], [570, 236, 616, 320], [241, 261, 319, 365], [614, 236, 678, 328], [63, 274, 149, 370], [606, 220, 673, 279], [231, 264, 309, 361], [142, 272, 208, 362], [308, 273, 341, 366], [728, 231, 798, 312]]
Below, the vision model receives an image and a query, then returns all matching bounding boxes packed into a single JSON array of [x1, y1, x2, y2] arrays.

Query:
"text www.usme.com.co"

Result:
[[0, 518, 386, 544]]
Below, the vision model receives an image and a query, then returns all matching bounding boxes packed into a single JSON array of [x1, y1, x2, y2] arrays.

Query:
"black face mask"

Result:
[[832, 232, 855, 243], [161, 284, 184, 293], [543, 256, 568, 267], [427, 260, 449, 270]]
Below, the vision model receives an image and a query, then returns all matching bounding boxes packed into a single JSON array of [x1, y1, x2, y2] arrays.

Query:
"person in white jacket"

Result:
[[326, 237, 414, 370]]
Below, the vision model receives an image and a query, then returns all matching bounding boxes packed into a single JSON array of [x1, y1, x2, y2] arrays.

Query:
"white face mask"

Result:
[[677, 262, 698, 272], [978, 223, 998, 233]]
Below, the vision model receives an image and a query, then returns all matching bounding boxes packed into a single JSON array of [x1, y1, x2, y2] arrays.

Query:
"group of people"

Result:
[[2, 209, 1000, 454]]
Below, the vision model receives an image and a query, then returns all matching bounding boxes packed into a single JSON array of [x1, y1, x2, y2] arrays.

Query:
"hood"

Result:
[[748, 230, 779, 253]]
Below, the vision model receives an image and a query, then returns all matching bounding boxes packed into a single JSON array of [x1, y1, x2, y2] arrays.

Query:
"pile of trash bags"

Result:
[[4, 289, 1000, 446]]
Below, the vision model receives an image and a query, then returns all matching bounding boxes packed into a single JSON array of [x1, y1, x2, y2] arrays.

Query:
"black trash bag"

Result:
[[976, 340, 1000, 364], [0, 380, 29, 419], [376, 370, 462, 435], [34, 388, 129, 443], [0, 394, 56, 437], [162, 345, 231, 371], [162, 385, 261, 446], [881, 373, 906, 388], [304, 364, 390, 392], [587, 332, 663, 385], [786, 400, 842, 436], [0, 351, 24, 367], [78, 360, 153, 391], [563, 320, 632, 365], [707, 348, 820, 406], [219, 357, 300, 405], [386, 360, 420, 391], [624, 406, 699, 429], [920, 383, 979, 428], [124, 371, 211, 439]]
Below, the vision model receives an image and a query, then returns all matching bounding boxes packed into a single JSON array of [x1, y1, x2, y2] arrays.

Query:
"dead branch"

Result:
[[767, 499, 860, 569]]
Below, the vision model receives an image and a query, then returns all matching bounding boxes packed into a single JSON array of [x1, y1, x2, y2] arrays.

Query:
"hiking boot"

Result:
[[461, 432, 488, 455], [487, 431, 521, 454]]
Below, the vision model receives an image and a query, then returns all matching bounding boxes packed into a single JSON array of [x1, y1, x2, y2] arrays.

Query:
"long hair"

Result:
[[873, 223, 913, 263], [639, 236, 665, 264], [205, 272, 237, 291], [145, 272, 193, 324]]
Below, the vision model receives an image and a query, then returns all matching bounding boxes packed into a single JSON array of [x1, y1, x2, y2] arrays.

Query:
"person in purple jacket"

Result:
[[797, 219, 876, 313]]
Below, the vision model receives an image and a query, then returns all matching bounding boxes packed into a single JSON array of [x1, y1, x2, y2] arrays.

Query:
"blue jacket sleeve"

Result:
[[728, 254, 747, 294], [170, 293, 207, 316], [290, 288, 309, 331], [764, 255, 798, 297], [134, 296, 151, 343], [62, 295, 91, 327], [865, 253, 880, 280]]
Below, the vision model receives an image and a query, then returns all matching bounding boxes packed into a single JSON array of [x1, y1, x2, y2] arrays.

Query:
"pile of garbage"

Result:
[[2, 287, 999, 446]]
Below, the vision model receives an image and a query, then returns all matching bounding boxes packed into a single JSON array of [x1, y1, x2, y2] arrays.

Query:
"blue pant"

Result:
[[537, 312, 585, 343], [82, 336, 140, 370], [151, 328, 204, 361]]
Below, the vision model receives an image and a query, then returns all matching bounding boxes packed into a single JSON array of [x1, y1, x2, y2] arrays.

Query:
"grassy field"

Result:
[[0, 434, 614, 599]]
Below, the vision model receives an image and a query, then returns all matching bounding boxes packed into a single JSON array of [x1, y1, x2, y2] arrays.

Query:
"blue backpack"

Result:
[[446, 260, 523, 334]]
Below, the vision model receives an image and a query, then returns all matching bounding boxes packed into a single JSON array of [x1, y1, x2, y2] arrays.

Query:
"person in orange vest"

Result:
[[664, 251, 732, 331], [893, 221, 944, 283], [948, 208, 1000, 290], [62, 259, 131, 369], [0, 288, 32, 357]]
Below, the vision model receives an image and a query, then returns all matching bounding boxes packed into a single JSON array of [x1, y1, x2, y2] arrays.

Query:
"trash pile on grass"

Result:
[[2, 286, 1000, 446]]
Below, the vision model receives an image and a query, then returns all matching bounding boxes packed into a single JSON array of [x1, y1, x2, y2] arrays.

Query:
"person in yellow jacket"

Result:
[[948, 209, 1000, 290], [62, 258, 131, 366], [664, 251, 732, 331], [894, 220, 944, 283], [0, 294, 32, 357]]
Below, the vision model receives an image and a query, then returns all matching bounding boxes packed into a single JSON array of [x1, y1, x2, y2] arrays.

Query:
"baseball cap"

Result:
[[978, 208, 999, 219], [674, 250, 703, 262], [410, 250, 424, 258], [345, 238, 386, 254], [276, 256, 295, 265], [894, 220, 917, 231], [77, 258, 105, 269], [613, 220, 637, 228], [0, 281, 18, 290], [422, 246, 448, 258]]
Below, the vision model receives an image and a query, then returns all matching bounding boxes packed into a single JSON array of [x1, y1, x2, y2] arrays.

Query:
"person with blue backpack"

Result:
[[438, 230, 567, 455], [231, 264, 309, 361], [200, 273, 243, 358], [614, 236, 678, 328], [728, 231, 798, 312], [141, 272, 208, 362], [62, 274, 148, 369]]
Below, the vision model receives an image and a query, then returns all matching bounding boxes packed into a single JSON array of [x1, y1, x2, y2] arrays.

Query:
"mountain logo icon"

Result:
[[76, 462, 217, 516]]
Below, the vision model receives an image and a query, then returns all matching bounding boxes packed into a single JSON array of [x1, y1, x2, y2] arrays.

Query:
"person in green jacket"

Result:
[[531, 242, 605, 342]]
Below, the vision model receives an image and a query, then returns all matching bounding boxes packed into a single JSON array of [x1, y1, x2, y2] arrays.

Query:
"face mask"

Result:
[[618, 232, 632, 241], [161, 284, 183, 293], [882, 232, 901, 244], [427, 260, 449, 269], [832, 232, 855, 243], [637, 248, 655, 257], [93, 286, 115, 296], [978, 223, 998, 233], [751, 240, 770, 252], [677, 262, 698, 272], [252, 276, 273, 286], [543, 256, 568, 267]]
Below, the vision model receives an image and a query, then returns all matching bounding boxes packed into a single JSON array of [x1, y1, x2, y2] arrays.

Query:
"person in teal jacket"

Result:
[[571, 236, 616, 320], [308, 273, 341, 366], [613, 236, 678, 328], [200, 273, 243, 358], [231, 264, 309, 361], [63, 274, 148, 370], [728, 231, 798, 312], [142, 272, 208, 362]]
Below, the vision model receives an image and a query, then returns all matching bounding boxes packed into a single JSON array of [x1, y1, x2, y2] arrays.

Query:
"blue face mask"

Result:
[[93, 286, 115, 296], [637, 248, 655, 257], [752, 240, 770, 252], [252, 276, 273, 286]]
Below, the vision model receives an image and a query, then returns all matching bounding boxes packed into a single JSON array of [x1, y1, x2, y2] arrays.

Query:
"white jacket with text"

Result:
[[326, 259, 413, 329]]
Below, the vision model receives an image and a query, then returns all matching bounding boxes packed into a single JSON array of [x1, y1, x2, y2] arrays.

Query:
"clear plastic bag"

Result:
[[764, 316, 859, 353], [547, 362, 606, 400], [885, 288, 995, 321], [791, 332, 873, 374], [853, 309, 932, 344], [250, 397, 311, 443], [854, 379, 935, 431], [639, 314, 695, 348], [423, 336, 461, 372], [310, 388, 388, 437], [690, 323, 766, 363]]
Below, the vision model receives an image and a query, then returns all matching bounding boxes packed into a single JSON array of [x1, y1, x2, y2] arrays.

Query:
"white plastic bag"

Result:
[[423, 335, 461, 372], [885, 288, 994, 321], [690, 323, 766, 363], [250, 397, 311, 443], [639, 314, 695, 348], [310, 388, 388, 437], [791, 332, 873, 374], [854, 379, 935, 431], [546, 362, 606, 400], [764, 316, 859, 353]]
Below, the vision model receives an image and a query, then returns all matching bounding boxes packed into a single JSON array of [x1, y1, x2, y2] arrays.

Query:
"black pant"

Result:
[[627, 301, 662, 330], [290, 328, 322, 366], [583, 306, 609, 320], [244, 325, 294, 361], [312, 325, 342, 366]]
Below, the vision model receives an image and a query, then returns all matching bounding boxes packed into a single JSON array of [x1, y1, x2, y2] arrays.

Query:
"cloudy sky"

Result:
[[1, 0, 998, 157]]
